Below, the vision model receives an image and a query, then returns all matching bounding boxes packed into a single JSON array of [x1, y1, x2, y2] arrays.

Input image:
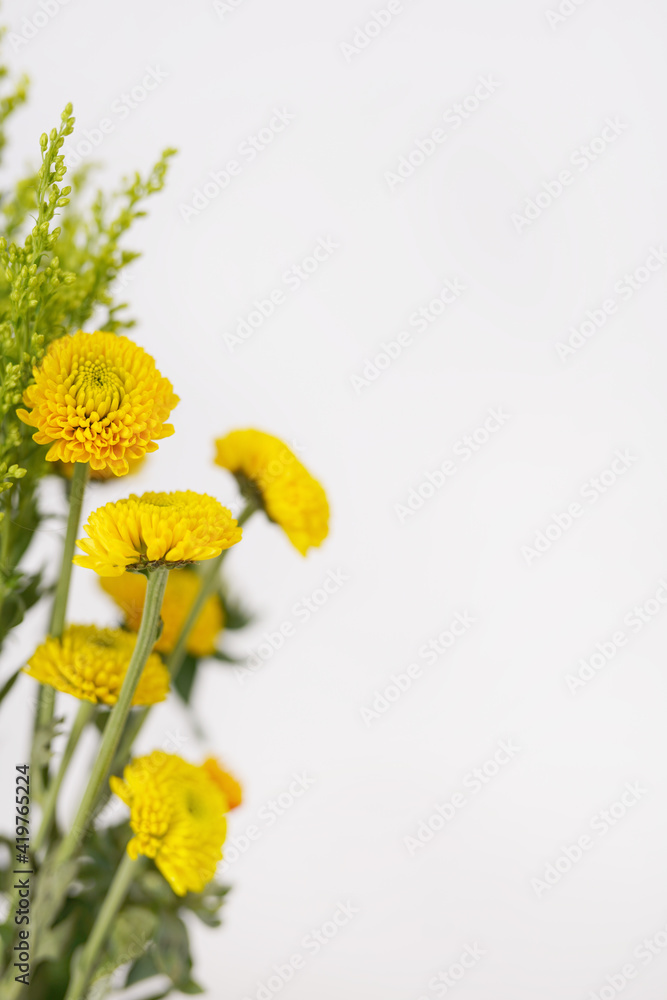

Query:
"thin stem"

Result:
[[49, 462, 90, 637], [32, 461, 90, 796], [52, 567, 168, 870], [166, 501, 257, 681], [78, 504, 256, 836], [32, 701, 95, 854], [64, 852, 142, 1000], [15, 569, 167, 976]]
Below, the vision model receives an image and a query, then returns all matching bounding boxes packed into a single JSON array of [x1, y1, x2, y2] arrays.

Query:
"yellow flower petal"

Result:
[[74, 491, 242, 577], [23, 625, 169, 707], [18, 330, 178, 476], [110, 751, 239, 896], [101, 568, 224, 655], [214, 429, 329, 555]]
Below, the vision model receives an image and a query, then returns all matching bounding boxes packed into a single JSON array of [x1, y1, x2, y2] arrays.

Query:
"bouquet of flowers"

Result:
[[0, 33, 329, 999]]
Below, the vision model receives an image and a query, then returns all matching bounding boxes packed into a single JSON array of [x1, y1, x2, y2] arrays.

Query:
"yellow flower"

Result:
[[100, 568, 224, 656], [110, 751, 240, 896], [17, 330, 178, 476], [23, 625, 169, 707], [214, 429, 329, 555], [74, 491, 242, 577]]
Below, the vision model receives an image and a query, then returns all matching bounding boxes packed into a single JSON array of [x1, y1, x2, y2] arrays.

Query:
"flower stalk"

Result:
[[32, 700, 95, 854], [165, 500, 257, 681], [64, 852, 143, 1000], [51, 566, 169, 871], [32, 460, 89, 797]]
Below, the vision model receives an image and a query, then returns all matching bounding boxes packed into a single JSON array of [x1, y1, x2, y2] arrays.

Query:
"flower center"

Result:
[[71, 359, 125, 413], [184, 789, 207, 818]]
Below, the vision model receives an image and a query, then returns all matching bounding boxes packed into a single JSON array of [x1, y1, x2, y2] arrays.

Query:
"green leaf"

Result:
[[0, 570, 42, 647], [153, 911, 194, 990], [210, 649, 244, 665], [218, 585, 253, 630], [0, 666, 21, 706], [174, 654, 198, 705], [104, 904, 156, 973], [178, 979, 205, 994], [125, 948, 159, 986]]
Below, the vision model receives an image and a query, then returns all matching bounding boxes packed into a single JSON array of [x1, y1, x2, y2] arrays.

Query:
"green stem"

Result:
[[24, 569, 168, 980], [111, 503, 258, 766], [0, 702, 93, 971], [32, 701, 95, 854], [82, 504, 256, 837], [49, 462, 90, 637], [166, 501, 257, 681], [64, 852, 142, 1000], [32, 461, 90, 796], [52, 566, 168, 870]]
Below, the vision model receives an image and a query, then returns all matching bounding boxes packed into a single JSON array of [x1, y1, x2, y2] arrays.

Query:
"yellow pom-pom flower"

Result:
[[214, 429, 329, 555], [110, 751, 241, 896], [100, 568, 225, 656], [17, 330, 178, 476], [23, 625, 169, 707], [74, 491, 242, 577]]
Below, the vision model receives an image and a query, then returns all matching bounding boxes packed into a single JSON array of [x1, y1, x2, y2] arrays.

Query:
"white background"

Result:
[[1, 0, 667, 998]]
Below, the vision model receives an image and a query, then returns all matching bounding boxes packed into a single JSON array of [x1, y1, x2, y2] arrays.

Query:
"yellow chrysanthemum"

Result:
[[110, 751, 240, 896], [74, 491, 242, 577], [23, 625, 169, 707], [100, 568, 225, 655], [214, 429, 329, 555], [17, 330, 178, 476]]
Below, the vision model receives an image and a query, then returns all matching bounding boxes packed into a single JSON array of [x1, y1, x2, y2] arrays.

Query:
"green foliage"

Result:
[[0, 28, 176, 649], [0, 820, 229, 999]]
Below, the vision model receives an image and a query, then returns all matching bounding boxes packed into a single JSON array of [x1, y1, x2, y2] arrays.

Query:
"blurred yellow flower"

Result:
[[56, 453, 146, 482], [202, 756, 243, 810], [23, 625, 169, 706], [214, 429, 329, 555], [101, 568, 224, 656], [17, 330, 178, 476], [110, 751, 240, 896], [74, 491, 242, 577]]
